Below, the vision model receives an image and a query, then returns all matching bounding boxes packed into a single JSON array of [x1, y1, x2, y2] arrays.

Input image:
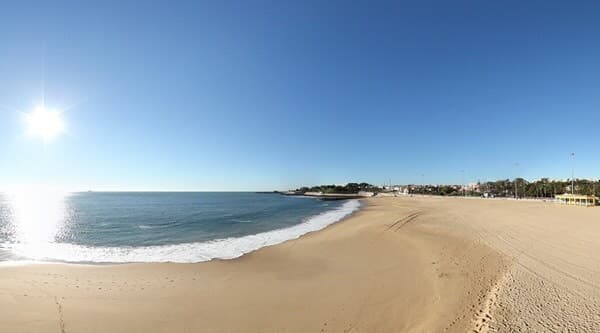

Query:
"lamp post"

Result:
[[515, 162, 519, 199], [421, 174, 424, 195], [570, 153, 575, 195], [460, 170, 465, 197]]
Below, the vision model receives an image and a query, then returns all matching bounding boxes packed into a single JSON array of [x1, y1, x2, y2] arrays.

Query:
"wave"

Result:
[[229, 219, 254, 223], [138, 223, 175, 229], [2, 200, 361, 263]]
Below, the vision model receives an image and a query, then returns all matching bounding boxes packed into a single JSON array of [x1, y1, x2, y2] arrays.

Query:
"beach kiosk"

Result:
[[555, 194, 598, 206]]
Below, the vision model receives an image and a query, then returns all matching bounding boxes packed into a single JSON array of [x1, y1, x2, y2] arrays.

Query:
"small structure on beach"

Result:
[[555, 194, 598, 206]]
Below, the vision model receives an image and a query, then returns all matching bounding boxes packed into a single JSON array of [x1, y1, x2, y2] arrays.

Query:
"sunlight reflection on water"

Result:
[[0, 189, 70, 258]]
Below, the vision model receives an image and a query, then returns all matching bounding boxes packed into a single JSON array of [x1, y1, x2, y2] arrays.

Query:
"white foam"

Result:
[[3, 200, 361, 263]]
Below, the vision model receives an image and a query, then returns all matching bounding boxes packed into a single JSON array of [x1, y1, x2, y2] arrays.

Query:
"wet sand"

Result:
[[1, 196, 598, 332]]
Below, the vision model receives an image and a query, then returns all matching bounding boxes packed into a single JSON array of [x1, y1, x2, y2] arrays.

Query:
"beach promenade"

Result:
[[1, 196, 599, 332]]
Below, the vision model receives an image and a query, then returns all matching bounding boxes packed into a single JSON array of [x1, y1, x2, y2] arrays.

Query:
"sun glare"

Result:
[[24, 106, 65, 141], [2, 187, 69, 260]]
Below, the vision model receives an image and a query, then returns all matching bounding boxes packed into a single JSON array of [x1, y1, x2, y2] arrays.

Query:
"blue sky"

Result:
[[1, 1, 599, 191]]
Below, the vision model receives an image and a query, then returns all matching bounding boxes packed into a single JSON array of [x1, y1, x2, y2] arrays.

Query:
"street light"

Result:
[[515, 162, 519, 199], [460, 170, 465, 196], [571, 153, 575, 194]]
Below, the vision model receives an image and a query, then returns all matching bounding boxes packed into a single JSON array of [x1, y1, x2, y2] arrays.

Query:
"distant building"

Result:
[[398, 186, 409, 195], [555, 194, 598, 206], [466, 182, 481, 192]]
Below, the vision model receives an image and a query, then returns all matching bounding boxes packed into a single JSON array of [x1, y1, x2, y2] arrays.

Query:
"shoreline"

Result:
[[0, 197, 509, 332], [1, 199, 361, 265], [1, 199, 364, 267]]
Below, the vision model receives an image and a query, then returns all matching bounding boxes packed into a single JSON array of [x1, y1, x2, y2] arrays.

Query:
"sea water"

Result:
[[0, 192, 359, 263]]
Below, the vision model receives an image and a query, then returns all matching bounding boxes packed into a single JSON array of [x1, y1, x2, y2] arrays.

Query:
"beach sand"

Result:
[[1, 196, 599, 332]]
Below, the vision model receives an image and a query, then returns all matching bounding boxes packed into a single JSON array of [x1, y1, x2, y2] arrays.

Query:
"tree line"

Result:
[[295, 179, 600, 198], [411, 178, 600, 198], [295, 183, 381, 194]]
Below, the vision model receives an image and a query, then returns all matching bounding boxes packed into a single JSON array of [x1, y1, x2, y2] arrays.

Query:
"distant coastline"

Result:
[[274, 178, 600, 202], [274, 191, 372, 201]]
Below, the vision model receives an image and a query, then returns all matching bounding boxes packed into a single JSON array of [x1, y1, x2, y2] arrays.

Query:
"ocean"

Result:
[[0, 191, 359, 263]]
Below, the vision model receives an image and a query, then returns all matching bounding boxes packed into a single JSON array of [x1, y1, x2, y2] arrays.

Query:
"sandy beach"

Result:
[[1, 196, 599, 332]]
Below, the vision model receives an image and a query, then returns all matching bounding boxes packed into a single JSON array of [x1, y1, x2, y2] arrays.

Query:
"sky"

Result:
[[0, 1, 599, 191]]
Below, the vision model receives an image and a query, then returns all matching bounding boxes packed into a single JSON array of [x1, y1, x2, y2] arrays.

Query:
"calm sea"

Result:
[[0, 192, 359, 263]]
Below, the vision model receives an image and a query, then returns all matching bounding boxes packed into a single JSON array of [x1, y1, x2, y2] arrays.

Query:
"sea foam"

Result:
[[4, 199, 360, 263]]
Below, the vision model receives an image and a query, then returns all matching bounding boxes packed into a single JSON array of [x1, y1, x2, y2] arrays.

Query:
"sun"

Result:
[[24, 106, 65, 141]]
